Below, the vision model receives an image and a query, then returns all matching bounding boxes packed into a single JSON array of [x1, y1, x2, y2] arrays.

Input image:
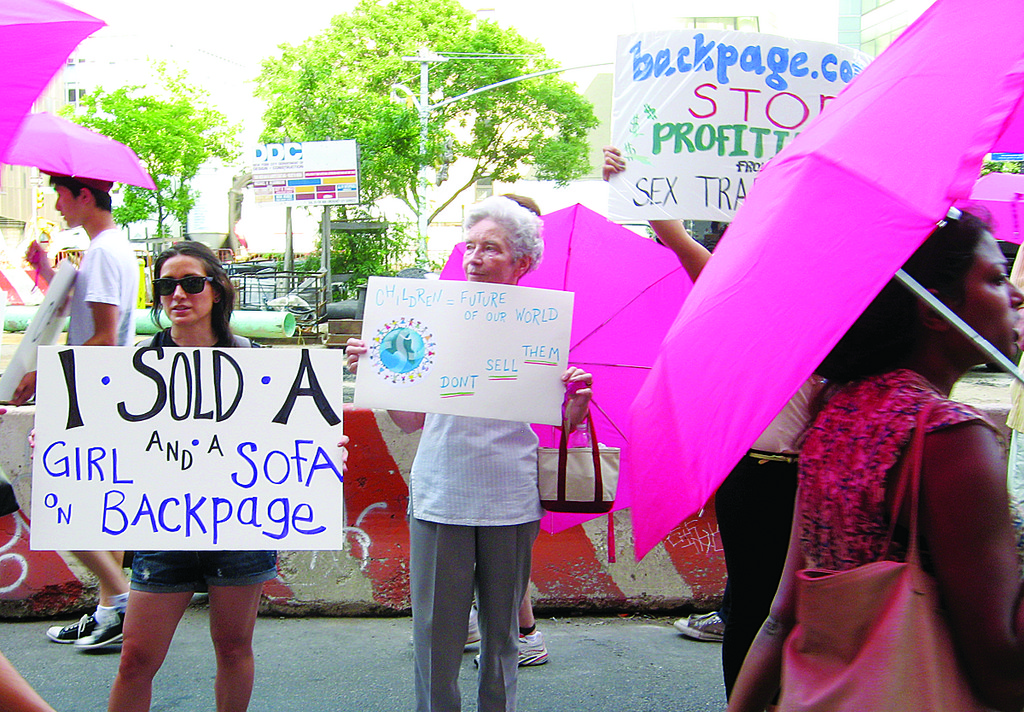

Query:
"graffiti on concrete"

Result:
[[662, 519, 723, 554], [0, 512, 28, 594], [343, 501, 388, 571]]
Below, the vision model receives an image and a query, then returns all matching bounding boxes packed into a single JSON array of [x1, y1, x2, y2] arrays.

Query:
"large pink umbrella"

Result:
[[5, 112, 157, 189], [958, 171, 1024, 244], [629, 0, 1024, 559], [0, 0, 104, 165], [440, 203, 693, 533]]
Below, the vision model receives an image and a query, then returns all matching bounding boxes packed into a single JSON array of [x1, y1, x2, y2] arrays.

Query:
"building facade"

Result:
[[839, 0, 932, 56], [0, 79, 67, 262]]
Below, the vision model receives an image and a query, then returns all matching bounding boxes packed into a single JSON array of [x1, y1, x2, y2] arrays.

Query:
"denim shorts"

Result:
[[130, 550, 278, 593]]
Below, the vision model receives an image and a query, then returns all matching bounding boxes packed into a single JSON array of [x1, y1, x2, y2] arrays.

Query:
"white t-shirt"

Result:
[[410, 413, 543, 526], [67, 228, 138, 346], [752, 376, 824, 454]]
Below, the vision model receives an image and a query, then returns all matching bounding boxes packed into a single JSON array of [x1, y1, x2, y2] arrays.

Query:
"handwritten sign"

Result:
[[31, 346, 345, 551], [355, 276, 573, 425], [609, 30, 870, 222]]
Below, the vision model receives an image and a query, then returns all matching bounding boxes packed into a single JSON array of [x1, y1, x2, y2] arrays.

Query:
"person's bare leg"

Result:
[[0, 650, 56, 712], [208, 583, 263, 712], [518, 589, 535, 629], [108, 590, 191, 712], [72, 551, 129, 606]]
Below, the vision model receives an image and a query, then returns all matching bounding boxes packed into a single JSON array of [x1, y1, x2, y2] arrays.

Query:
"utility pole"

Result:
[[401, 48, 447, 266]]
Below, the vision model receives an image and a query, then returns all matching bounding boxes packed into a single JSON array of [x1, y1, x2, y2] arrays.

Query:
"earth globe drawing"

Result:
[[369, 318, 436, 384], [379, 327, 426, 373]]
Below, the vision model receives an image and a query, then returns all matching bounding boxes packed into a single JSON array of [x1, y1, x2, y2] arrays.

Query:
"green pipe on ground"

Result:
[[4, 307, 297, 338], [2, 308, 64, 333]]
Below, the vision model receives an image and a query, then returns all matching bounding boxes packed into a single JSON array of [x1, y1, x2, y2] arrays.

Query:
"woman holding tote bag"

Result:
[[728, 210, 1024, 712]]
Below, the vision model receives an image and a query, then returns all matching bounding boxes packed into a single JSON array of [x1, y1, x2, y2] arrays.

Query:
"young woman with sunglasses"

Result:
[[107, 241, 275, 712]]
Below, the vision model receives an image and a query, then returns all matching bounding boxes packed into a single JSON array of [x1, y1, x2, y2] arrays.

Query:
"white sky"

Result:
[[68, 0, 842, 146], [70, 0, 841, 66], [61, 0, 844, 251]]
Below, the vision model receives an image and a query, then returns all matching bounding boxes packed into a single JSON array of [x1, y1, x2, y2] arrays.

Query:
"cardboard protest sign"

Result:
[[31, 346, 345, 551], [610, 30, 871, 222], [355, 276, 573, 425], [0, 260, 75, 402]]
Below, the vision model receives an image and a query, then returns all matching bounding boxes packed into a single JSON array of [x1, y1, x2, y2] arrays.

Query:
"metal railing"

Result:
[[226, 262, 326, 332]]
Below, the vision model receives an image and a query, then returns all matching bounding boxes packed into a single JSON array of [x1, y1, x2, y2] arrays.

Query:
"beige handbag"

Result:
[[537, 412, 619, 513], [777, 403, 989, 712]]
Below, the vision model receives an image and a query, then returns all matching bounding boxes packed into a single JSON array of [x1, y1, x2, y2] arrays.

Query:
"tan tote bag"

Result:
[[537, 412, 619, 514], [777, 403, 989, 712]]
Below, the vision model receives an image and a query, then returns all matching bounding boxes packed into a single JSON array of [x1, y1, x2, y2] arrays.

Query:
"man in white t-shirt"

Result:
[[12, 173, 138, 651]]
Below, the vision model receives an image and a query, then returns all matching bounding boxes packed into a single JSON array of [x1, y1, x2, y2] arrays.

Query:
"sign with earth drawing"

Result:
[[609, 29, 871, 222], [354, 276, 573, 425]]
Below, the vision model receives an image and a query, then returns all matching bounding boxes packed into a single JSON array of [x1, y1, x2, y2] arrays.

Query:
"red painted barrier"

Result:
[[0, 512, 87, 616], [0, 406, 727, 618]]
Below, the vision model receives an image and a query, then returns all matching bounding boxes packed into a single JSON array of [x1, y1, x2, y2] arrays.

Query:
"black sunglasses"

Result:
[[152, 275, 214, 296]]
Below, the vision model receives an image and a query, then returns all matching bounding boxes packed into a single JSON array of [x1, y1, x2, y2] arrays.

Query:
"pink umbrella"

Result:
[[0, 0, 104, 166], [440, 203, 693, 533], [5, 112, 157, 189], [957, 172, 1024, 244], [629, 0, 1024, 560]]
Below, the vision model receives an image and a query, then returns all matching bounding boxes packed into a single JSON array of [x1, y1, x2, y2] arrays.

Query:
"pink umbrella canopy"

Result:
[[957, 171, 1024, 244], [5, 112, 157, 190], [0, 0, 104, 166], [629, 0, 1024, 560], [440, 203, 693, 533]]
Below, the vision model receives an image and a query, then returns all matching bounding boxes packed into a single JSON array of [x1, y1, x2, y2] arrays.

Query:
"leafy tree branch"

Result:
[[63, 64, 239, 238], [255, 0, 597, 226]]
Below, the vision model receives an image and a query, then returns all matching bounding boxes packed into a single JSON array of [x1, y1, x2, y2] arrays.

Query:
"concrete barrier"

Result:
[[2, 404, 1010, 619]]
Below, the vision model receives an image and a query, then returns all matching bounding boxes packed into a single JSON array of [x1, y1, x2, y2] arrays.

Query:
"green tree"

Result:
[[982, 159, 1024, 176], [254, 0, 598, 225], [63, 65, 240, 237], [298, 207, 415, 293]]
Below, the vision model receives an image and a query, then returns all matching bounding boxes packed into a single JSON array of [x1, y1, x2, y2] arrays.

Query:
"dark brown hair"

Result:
[[49, 174, 113, 212], [817, 209, 991, 383], [151, 241, 235, 346]]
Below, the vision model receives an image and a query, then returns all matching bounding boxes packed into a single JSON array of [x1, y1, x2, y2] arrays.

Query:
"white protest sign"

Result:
[[0, 260, 75, 402], [355, 276, 573, 425], [31, 346, 345, 551], [610, 30, 870, 222]]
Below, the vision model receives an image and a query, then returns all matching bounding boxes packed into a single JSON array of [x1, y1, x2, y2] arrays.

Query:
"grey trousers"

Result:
[[410, 516, 540, 712]]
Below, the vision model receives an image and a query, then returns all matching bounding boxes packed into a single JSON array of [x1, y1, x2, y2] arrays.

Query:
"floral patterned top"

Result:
[[798, 369, 1000, 571]]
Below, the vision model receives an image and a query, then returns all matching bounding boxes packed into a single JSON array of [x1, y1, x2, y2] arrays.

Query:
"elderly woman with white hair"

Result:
[[347, 196, 592, 712]]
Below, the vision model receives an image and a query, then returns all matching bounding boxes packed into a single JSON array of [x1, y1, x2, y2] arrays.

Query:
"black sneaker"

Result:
[[46, 614, 96, 644], [74, 612, 124, 650]]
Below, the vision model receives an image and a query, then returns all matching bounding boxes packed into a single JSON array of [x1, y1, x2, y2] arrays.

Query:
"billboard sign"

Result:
[[252, 140, 359, 207]]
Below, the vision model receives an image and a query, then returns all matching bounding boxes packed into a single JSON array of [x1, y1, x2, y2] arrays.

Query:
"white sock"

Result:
[[110, 592, 129, 613], [94, 605, 120, 627]]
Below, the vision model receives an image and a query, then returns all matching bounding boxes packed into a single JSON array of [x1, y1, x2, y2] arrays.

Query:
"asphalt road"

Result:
[[5, 606, 727, 712]]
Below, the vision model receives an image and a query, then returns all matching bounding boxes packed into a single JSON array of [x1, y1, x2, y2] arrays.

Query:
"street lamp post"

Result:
[[393, 50, 610, 265], [398, 49, 447, 266]]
